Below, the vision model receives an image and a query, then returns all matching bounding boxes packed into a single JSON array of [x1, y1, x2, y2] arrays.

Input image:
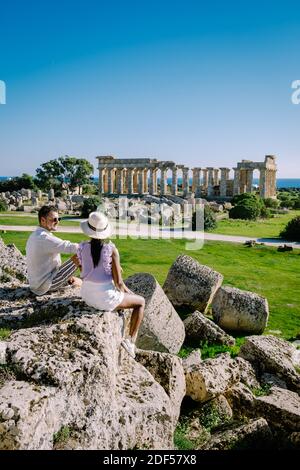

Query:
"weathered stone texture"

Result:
[[163, 255, 223, 314], [125, 273, 185, 354], [212, 286, 269, 334], [183, 310, 235, 346]]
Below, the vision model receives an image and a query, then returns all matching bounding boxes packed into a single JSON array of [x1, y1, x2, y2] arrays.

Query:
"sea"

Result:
[[1, 176, 300, 189]]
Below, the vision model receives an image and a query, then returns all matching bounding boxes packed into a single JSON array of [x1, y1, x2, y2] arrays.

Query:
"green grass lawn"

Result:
[[1, 231, 299, 339], [212, 210, 299, 238]]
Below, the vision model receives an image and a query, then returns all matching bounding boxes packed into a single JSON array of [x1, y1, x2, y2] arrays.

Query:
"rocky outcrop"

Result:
[[185, 353, 240, 402], [234, 357, 260, 389], [135, 349, 185, 424], [125, 273, 185, 354], [0, 239, 27, 284], [183, 310, 235, 347], [238, 335, 300, 394], [182, 350, 202, 371], [162, 255, 223, 314], [212, 286, 269, 334], [255, 387, 300, 431], [0, 310, 176, 450], [199, 418, 273, 450]]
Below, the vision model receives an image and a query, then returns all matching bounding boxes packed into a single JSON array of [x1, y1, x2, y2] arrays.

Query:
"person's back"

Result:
[[78, 240, 114, 284]]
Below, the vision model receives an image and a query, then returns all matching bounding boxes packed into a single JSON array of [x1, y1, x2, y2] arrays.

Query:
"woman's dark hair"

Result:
[[90, 238, 104, 268]]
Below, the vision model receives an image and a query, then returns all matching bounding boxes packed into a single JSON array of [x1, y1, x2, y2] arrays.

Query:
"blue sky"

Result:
[[0, 0, 300, 177]]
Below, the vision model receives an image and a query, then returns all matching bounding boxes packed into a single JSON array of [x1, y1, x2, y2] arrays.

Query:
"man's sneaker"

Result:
[[121, 338, 136, 359]]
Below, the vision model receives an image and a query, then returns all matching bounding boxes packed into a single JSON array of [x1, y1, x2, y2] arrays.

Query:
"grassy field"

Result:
[[1, 231, 299, 339], [212, 210, 299, 238], [1, 209, 299, 238]]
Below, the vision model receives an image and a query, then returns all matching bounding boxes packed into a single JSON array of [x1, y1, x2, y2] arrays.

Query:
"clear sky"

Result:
[[0, 0, 300, 177]]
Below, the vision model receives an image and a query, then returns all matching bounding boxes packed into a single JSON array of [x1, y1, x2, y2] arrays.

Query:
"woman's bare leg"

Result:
[[116, 293, 145, 341]]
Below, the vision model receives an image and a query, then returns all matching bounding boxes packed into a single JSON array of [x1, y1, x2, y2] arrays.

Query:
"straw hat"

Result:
[[80, 211, 112, 239]]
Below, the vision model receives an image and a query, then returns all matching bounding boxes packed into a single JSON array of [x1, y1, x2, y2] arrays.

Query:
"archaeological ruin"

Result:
[[97, 155, 277, 199]]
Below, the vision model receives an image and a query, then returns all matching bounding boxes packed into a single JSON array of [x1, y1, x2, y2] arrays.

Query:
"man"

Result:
[[26, 205, 81, 295]]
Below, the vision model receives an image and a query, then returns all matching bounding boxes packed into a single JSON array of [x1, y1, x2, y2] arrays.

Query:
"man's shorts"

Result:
[[49, 258, 77, 291]]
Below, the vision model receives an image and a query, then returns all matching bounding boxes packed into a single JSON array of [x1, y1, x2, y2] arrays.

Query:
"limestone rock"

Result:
[[239, 335, 300, 394], [183, 310, 235, 347], [199, 418, 272, 450], [234, 357, 260, 389], [135, 349, 185, 423], [193, 395, 233, 430], [260, 373, 287, 390], [162, 255, 223, 314], [125, 273, 185, 354], [0, 309, 175, 450], [182, 350, 202, 371], [0, 341, 7, 364], [255, 387, 300, 431], [212, 286, 269, 334], [185, 353, 240, 402], [224, 383, 256, 419]]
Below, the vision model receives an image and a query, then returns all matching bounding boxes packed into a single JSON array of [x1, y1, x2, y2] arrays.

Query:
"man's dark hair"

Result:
[[38, 205, 58, 223]]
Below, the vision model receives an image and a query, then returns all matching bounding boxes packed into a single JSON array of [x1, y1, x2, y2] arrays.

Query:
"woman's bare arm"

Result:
[[112, 246, 133, 293]]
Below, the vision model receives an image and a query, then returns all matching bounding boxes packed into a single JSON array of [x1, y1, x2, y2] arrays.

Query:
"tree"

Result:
[[280, 216, 300, 241], [0, 173, 36, 192], [35, 156, 94, 192]]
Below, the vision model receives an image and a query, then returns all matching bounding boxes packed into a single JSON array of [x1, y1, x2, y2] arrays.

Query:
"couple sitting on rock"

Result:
[[26, 205, 144, 358]]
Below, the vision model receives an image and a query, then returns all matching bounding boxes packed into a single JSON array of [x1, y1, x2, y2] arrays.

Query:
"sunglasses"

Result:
[[48, 217, 61, 222]]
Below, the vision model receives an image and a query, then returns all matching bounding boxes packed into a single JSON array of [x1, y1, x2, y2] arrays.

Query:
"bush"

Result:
[[191, 205, 217, 231], [280, 216, 300, 241], [229, 200, 261, 220], [264, 198, 279, 209], [0, 200, 8, 211], [229, 193, 269, 220], [81, 196, 101, 218]]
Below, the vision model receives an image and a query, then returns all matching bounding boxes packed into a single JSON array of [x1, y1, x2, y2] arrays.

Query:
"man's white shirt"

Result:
[[26, 227, 78, 295]]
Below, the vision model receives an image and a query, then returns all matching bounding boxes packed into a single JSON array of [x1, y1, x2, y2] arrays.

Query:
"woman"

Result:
[[78, 211, 145, 358]]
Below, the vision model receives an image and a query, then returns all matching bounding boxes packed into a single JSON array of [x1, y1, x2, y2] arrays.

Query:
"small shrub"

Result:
[[0, 200, 8, 211], [251, 383, 272, 397], [280, 216, 300, 242], [53, 426, 70, 445]]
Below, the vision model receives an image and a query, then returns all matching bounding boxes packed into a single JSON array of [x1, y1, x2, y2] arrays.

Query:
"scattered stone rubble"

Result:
[[0, 238, 299, 450]]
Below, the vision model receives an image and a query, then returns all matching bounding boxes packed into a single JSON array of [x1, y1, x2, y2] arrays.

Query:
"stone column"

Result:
[[153, 168, 158, 194], [127, 169, 133, 195], [133, 169, 138, 193], [260, 169, 267, 198], [246, 169, 254, 193], [160, 168, 167, 195], [98, 168, 104, 194], [207, 167, 214, 197], [220, 168, 230, 197], [182, 167, 189, 197], [233, 168, 240, 195], [37, 189, 42, 200], [149, 168, 154, 194], [213, 168, 219, 186], [192, 168, 201, 197], [172, 167, 178, 195], [108, 169, 114, 194], [202, 169, 208, 189], [143, 168, 148, 193], [117, 169, 124, 194]]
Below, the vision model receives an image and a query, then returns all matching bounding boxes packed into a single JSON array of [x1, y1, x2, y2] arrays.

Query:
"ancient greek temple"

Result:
[[97, 155, 277, 199]]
